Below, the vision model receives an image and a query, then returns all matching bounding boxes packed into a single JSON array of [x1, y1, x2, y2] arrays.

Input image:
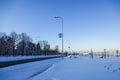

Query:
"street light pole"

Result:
[[66, 40, 71, 54], [54, 16, 64, 55]]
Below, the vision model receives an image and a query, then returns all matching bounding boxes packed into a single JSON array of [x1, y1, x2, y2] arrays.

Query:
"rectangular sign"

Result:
[[58, 33, 62, 38]]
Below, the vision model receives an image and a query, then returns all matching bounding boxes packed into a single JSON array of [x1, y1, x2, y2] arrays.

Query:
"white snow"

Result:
[[0, 55, 60, 62], [31, 55, 120, 80], [0, 58, 62, 80], [0, 55, 120, 80]]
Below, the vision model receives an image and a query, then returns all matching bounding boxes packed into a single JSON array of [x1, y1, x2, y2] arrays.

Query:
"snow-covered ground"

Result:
[[31, 55, 120, 80], [0, 55, 120, 80], [0, 58, 62, 80], [0, 55, 60, 62]]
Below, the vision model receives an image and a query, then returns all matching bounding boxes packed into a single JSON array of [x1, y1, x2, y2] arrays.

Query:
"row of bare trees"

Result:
[[0, 32, 59, 56]]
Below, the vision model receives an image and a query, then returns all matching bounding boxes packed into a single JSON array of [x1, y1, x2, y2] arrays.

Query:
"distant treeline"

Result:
[[0, 32, 59, 56]]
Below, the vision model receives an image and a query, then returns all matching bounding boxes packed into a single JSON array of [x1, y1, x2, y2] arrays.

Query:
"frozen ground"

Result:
[[0, 55, 120, 80], [0, 58, 62, 80], [31, 55, 120, 80]]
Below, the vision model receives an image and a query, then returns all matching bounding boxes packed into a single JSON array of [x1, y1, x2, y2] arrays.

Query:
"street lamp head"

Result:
[[54, 16, 61, 18]]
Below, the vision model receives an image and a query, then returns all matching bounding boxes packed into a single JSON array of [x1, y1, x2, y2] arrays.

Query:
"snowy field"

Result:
[[0, 55, 120, 80], [0, 55, 60, 62], [31, 55, 120, 80]]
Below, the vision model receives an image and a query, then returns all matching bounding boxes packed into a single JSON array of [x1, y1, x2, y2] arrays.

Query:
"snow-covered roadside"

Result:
[[31, 56, 120, 80], [0, 55, 60, 62], [0, 58, 62, 80]]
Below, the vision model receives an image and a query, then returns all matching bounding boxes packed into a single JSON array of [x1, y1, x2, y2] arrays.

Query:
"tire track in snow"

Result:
[[29, 64, 55, 80]]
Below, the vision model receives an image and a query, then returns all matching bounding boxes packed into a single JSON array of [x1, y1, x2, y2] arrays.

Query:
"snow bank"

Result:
[[0, 55, 60, 62]]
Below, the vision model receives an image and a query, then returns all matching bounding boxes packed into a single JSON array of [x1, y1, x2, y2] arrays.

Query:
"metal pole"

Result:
[[54, 16, 64, 55], [61, 17, 64, 55], [66, 40, 71, 54]]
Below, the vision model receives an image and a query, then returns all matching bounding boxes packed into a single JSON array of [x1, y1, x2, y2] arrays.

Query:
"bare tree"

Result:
[[16, 33, 32, 55], [10, 32, 19, 55], [43, 40, 50, 55], [55, 45, 59, 54], [0, 32, 58, 56]]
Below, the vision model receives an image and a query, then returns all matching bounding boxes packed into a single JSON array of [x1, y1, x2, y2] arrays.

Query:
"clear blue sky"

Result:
[[0, 0, 120, 51]]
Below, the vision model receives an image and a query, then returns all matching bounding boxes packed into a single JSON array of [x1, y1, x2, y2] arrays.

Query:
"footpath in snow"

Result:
[[31, 55, 120, 80]]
